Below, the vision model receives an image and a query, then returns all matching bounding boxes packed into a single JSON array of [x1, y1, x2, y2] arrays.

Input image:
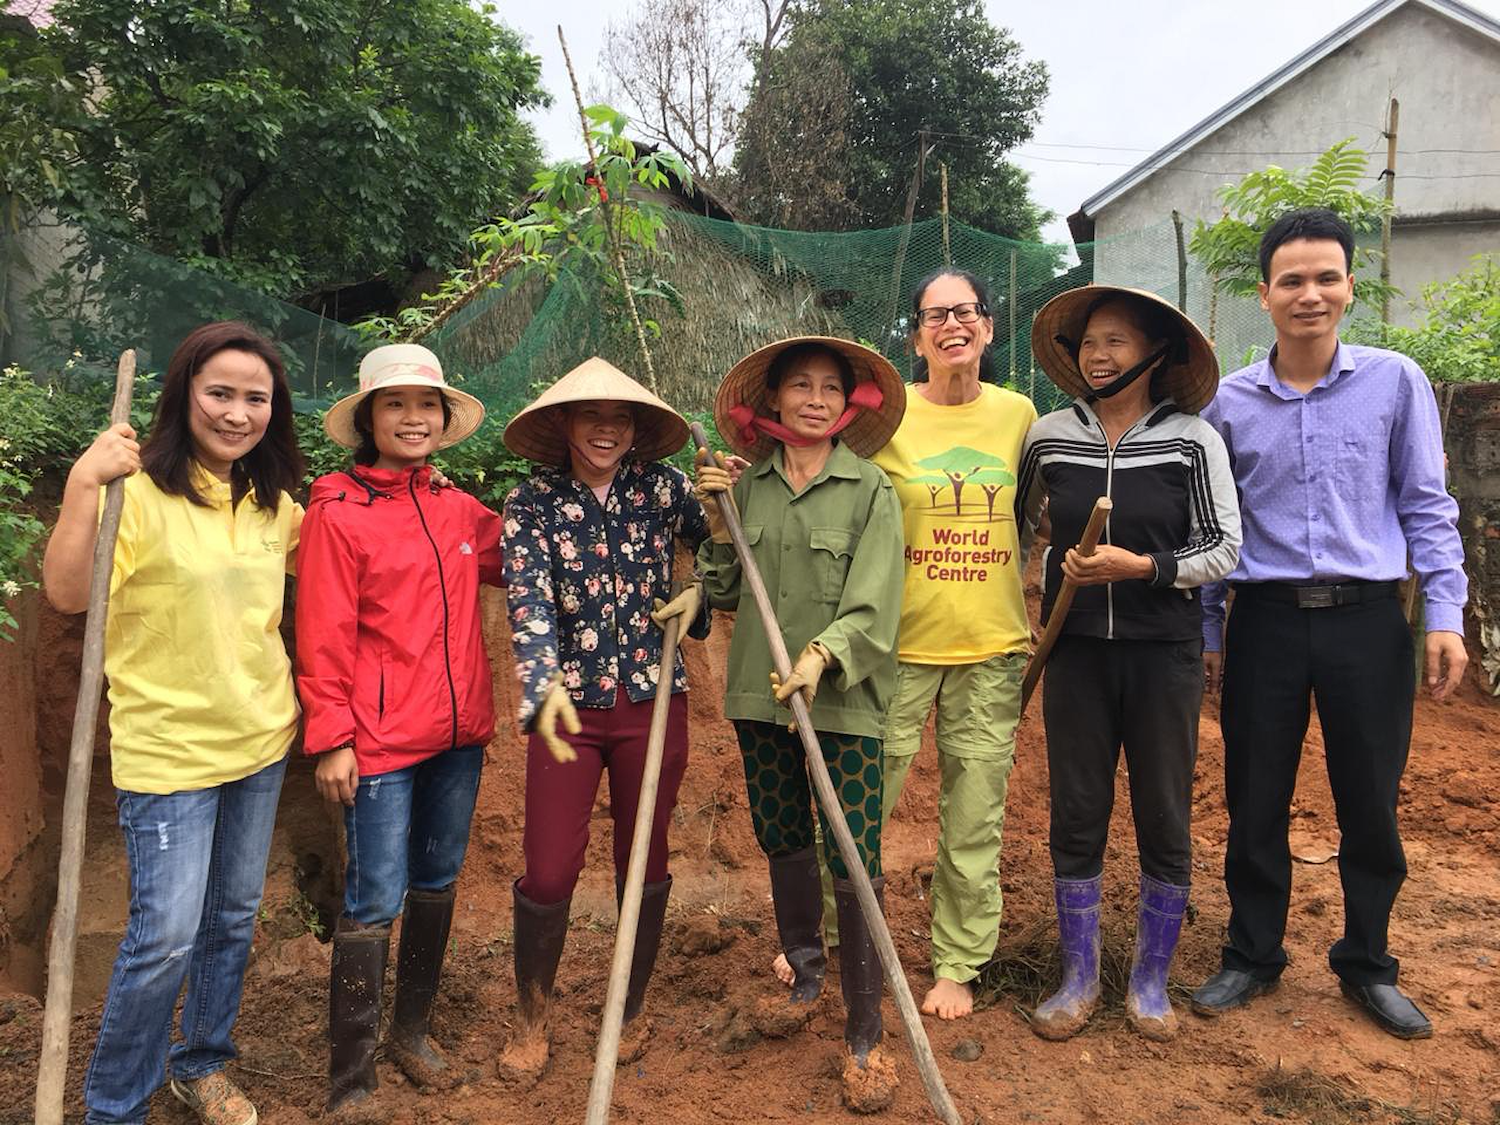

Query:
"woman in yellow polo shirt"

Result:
[[43, 321, 305, 1125]]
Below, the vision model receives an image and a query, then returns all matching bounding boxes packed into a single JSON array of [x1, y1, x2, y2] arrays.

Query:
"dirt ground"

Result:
[[1, 564, 1497, 1125]]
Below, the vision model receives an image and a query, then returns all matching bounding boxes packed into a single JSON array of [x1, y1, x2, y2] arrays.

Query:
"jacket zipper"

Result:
[[410, 476, 460, 751], [1097, 409, 1152, 641]]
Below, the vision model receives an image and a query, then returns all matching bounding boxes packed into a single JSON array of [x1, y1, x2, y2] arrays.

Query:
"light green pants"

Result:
[[820, 653, 1023, 983]]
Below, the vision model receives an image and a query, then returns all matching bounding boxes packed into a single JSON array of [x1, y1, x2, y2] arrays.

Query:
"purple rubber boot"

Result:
[[1126, 873, 1191, 1041], [1031, 876, 1102, 1040]]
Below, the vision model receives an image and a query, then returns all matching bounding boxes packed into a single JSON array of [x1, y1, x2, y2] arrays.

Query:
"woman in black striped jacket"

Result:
[[1016, 286, 1240, 1043]]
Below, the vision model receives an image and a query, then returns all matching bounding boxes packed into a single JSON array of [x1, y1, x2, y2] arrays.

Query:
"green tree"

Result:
[[1189, 139, 1394, 312], [1347, 254, 1499, 383], [25, 0, 547, 302], [968, 465, 1017, 520], [734, 0, 1049, 236]]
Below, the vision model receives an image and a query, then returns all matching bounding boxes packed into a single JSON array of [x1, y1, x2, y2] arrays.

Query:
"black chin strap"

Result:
[[1053, 336, 1172, 404]]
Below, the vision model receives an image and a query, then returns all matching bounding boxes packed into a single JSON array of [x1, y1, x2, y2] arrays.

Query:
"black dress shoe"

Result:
[[1190, 968, 1279, 1016], [1339, 981, 1433, 1040]]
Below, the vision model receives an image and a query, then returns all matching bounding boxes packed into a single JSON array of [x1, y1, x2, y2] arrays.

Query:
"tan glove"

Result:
[[693, 447, 734, 544], [651, 582, 702, 630], [535, 674, 582, 764], [770, 641, 834, 713]]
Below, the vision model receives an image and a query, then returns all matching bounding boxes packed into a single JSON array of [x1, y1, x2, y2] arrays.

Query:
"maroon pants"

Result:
[[519, 688, 689, 905]]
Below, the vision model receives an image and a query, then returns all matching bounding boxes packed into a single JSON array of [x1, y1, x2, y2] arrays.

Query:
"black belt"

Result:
[[1233, 580, 1399, 609]]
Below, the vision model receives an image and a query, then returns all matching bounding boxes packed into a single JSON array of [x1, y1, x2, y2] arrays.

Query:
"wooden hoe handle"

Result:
[[36, 350, 136, 1125], [1020, 496, 1112, 713]]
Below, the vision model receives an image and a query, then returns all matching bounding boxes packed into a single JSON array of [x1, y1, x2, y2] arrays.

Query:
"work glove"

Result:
[[770, 641, 834, 715], [693, 447, 734, 544], [536, 674, 582, 764], [650, 582, 702, 631]]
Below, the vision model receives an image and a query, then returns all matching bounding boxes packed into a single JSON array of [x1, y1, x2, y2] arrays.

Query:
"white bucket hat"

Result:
[[323, 344, 486, 450]]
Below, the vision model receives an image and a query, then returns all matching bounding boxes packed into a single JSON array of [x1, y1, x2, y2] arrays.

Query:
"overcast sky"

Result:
[[498, 0, 1500, 245]]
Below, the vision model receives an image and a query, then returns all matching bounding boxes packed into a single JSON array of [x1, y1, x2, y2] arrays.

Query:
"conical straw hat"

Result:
[[1031, 286, 1219, 414], [502, 357, 689, 465]]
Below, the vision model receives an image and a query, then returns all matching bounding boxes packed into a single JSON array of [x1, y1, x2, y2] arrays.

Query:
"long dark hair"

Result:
[[908, 268, 998, 384], [140, 321, 304, 512], [351, 389, 454, 467]]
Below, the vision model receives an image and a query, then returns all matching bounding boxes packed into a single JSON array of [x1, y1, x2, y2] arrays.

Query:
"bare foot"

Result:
[[920, 978, 973, 1020], [771, 952, 794, 987]]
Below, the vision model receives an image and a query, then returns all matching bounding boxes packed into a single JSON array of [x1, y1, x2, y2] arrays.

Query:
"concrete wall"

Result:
[[1090, 3, 1500, 362]]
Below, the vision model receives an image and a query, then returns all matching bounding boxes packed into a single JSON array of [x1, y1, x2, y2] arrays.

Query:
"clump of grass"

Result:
[[1257, 1064, 1374, 1123]]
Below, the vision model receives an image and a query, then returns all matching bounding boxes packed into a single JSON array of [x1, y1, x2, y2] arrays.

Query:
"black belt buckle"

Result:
[[1295, 585, 1337, 609]]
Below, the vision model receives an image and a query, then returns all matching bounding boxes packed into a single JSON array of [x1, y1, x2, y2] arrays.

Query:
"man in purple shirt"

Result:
[[1191, 209, 1467, 1039]]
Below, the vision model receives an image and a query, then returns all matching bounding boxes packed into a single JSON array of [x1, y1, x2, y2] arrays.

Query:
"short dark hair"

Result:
[[765, 342, 855, 397], [140, 321, 304, 512], [1258, 208, 1355, 281], [352, 387, 454, 467], [907, 268, 998, 384]]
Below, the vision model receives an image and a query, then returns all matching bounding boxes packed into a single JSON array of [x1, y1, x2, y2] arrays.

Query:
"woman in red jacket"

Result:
[[295, 344, 503, 1114]]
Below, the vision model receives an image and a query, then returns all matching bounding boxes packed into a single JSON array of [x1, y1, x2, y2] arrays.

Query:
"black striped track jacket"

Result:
[[1016, 399, 1242, 642]]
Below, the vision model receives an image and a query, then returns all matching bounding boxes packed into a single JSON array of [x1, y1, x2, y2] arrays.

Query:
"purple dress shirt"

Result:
[[1201, 341, 1466, 651]]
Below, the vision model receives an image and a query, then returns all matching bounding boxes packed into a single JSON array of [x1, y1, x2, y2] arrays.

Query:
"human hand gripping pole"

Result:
[[36, 351, 135, 1125], [1019, 497, 1112, 714], [585, 581, 685, 1124], [687, 423, 962, 1125]]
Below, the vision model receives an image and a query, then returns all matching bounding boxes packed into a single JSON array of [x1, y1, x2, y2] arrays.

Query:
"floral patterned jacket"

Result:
[[503, 459, 710, 728]]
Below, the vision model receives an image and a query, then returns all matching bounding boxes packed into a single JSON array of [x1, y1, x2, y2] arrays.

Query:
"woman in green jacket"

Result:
[[695, 337, 905, 1111]]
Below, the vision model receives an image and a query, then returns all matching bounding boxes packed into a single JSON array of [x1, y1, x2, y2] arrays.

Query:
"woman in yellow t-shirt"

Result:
[[43, 321, 305, 1125], [852, 269, 1036, 1021]]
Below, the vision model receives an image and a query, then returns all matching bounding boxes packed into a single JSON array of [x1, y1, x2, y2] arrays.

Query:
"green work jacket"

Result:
[[697, 441, 904, 738]]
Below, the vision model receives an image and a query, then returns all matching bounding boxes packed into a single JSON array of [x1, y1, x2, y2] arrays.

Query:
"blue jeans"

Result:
[[343, 746, 483, 926], [84, 756, 287, 1125]]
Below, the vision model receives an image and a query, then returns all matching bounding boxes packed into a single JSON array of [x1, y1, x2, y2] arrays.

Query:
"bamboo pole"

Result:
[[939, 163, 951, 267], [689, 424, 962, 1125], [1380, 97, 1400, 324], [35, 350, 135, 1125], [585, 590, 684, 1123], [1020, 497, 1111, 713], [558, 27, 661, 395]]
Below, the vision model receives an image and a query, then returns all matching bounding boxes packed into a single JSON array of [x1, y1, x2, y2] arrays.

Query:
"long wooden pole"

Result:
[[1020, 497, 1111, 713], [1380, 97, 1399, 324], [558, 27, 661, 395], [585, 589, 684, 1124], [36, 350, 135, 1125], [689, 424, 961, 1125]]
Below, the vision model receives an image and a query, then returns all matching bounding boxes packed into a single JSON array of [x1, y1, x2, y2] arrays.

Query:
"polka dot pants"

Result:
[[733, 721, 882, 880]]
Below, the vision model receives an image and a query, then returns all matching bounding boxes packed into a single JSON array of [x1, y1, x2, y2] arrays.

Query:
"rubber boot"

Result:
[[387, 885, 457, 1088], [768, 847, 826, 1003], [1031, 875, 1102, 1041], [1125, 873, 1190, 1042], [497, 880, 571, 1086], [328, 919, 391, 1113], [616, 875, 671, 1065], [834, 876, 898, 1115]]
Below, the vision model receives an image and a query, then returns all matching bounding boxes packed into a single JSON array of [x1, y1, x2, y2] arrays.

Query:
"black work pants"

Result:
[[1219, 589, 1414, 986], [1042, 634, 1203, 886]]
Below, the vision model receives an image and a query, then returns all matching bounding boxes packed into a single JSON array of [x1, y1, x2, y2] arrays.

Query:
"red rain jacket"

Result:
[[296, 464, 504, 775]]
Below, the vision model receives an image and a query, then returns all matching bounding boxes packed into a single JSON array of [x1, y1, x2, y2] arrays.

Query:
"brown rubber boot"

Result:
[[328, 919, 391, 1113], [387, 885, 458, 1088], [834, 876, 898, 1115], [616, 876, 671, 1065], [497, 879, 571, 1086]]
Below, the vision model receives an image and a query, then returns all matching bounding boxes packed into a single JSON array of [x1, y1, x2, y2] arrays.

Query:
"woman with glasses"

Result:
[[805, 269, 1037, 1021]]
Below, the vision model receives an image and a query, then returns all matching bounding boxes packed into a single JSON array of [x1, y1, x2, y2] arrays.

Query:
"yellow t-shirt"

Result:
[[103, 467, 302, 793], [873, 383, 1036, 664]]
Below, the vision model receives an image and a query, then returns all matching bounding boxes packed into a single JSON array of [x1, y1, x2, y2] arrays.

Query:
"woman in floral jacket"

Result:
[[497, 357, 709, 1083]]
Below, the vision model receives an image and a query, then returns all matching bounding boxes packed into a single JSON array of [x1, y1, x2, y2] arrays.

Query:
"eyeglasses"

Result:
[[916, 302, 988, 327]]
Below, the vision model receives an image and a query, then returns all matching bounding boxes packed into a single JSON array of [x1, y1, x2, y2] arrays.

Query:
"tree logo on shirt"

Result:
[[910, 447, 1016, 520]]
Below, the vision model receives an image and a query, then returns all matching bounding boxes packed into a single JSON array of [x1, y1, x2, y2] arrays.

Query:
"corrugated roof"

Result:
[[1075, 0, 1500, 221]]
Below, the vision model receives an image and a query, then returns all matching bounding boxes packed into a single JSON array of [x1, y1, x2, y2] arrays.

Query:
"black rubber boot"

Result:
[[387, 885, 457, 1087], [328, 919, 390, 1112], [497, 879, 571, 1085], [833, 876, 898, 1114], [616, 875, 671, 1063], [768, 847, 826, 1003]]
